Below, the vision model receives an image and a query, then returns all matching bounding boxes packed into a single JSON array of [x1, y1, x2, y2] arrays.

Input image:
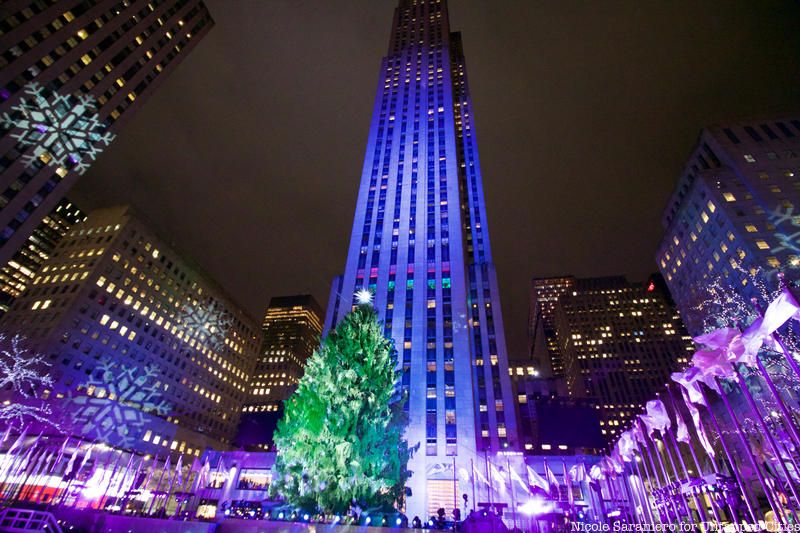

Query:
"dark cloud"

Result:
[[73, 0, 800, 358]]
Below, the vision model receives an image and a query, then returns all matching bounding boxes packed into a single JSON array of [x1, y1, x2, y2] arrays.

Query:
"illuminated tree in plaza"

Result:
[[0, 334, 59, 430], [270, 303, 414, 514]]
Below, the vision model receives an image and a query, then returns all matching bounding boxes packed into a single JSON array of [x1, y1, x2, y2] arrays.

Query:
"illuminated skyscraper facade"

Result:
[[554, 276, 694, 443], [248, 294, 322, 411], [0, 197, 84, 314], [657, 116, 800, 334], [528, 276, 575, 377], [326, 0, 518, 516], [238, 295, 322, 450], [0, 205, 260, 456], [0, 1, 213, 267]]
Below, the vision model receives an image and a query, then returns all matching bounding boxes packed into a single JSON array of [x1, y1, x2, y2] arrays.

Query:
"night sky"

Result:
[[73, 0, 800, 359]]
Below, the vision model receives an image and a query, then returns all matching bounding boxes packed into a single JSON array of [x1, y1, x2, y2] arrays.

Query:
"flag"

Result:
[[489, 463, 507, 495], [544, 460, 559, 498], [562, 460, 574, 507], [675, 407, 690, 444], [7, 426, 28, 455], [63, 447, 79, 478], [173, 454, 184, 488], [671, 369, 710, 405], [527, 464, 549, 492], [509, 466, 531, 495], [617, 431, 637, 461], [51, 437, 69, 473], [140, 454, 158, 490], [472, 461, 490, 487], [589, 464, 605, 481], [692, 347, 735, 380], [680, 387, 715, 458], [77, 443, 95, 477], [569, 463, 586, 483], [192, 458, 210, 492], [641, 400, 671, 436]]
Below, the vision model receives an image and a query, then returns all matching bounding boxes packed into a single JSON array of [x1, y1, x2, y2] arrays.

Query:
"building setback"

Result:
[[0, 205, 261, 456], [0, 197, 84, 314], [0, 1, 213, 267], [238, 294, 322, 450], [657, 115, 800, 335], [528, 276, 575, 378], [554, 275, 693, 443], [325, 0, 518, 517]]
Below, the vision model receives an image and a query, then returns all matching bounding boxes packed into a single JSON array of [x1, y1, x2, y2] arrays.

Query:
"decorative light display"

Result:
[[270, 304, 412, 514], [0, 82, 116, 175], [0, 334, 57, 430], [67, 360, 171, 448], [181, 299, 232, 350]]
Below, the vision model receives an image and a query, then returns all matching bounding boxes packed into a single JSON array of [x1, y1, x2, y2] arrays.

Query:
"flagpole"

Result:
[[98, 449, 123, 511], [657, 429, 694, 524], [632, 454, 657, 525], [162, 454, 183, 517], [505, 457, 517, 531], [666, 385, 725, 525], [638, 426, 668, 516], [470, 458, 476, 513], [729, 365, 800, 517], [642, 426, 680, 522], [661, 400, 709, 526], [147, 455, 169, 516], [675, 402, 727, 526], [484, 449, 493, 511], [453, 456, 457, 520], [708, 382, 783, 522]]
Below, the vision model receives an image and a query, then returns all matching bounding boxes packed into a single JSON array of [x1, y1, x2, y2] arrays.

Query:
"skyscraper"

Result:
[[0, 205, 260, 456], [238, 295, 322, 450], [657, 116, 800, 334], [528, 276, 575, 377], [0, 197, 84, 314], [0, 1, 213, 267], [554, 275, 694, 442], [325, 0, 518, 517]]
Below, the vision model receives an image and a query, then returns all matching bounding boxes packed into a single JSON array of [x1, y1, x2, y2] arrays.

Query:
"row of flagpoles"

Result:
[[600, 280, 800, 526], [0, 431, 230, 517]]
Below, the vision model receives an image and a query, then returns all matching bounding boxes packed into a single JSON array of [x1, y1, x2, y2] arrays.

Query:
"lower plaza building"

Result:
[[0, 205, 261, 456]]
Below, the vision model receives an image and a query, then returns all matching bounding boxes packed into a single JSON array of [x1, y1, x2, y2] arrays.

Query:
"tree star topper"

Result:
[[355, 288, 373, 305]]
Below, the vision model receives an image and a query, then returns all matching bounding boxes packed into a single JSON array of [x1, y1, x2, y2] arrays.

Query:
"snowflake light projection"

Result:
[[66, 359, 171, 448], [0, 82, 115, 175], [181, 299, 232, 350]]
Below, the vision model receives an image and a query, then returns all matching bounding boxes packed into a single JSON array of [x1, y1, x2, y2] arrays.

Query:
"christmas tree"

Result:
[[270, 302, 414, 514]]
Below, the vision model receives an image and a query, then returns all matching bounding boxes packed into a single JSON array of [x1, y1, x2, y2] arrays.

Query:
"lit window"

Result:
[[744, 154, 756, 163], [756, 240, 770, 250], [723, 192, 736, 202]]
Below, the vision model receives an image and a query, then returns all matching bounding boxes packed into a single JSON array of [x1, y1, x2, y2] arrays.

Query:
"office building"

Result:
[[0, 205, 260, 456], [554, 275, 694, 442], [0, 1, 213, 266], [0, 197, 84, 314], [325, 0, 519, 517], [528, 276, 575, 377], [657, 115, 800, 334], [238, 294, 322, 450]]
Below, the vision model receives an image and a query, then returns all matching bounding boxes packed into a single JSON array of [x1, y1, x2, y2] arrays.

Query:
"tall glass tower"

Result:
[[326, 0, 519, 517]]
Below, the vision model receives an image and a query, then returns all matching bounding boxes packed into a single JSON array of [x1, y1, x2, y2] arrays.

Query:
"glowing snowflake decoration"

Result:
[[0, 82, 115, 175], [67, 360, 171, 448], [181, 299, 232, 350], [355, 289, 373, 305]]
